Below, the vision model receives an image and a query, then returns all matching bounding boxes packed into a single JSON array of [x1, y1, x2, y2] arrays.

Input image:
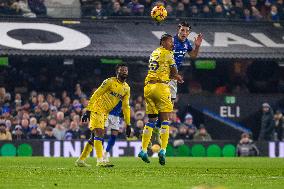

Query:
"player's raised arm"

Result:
[[189, 33, 203, 59], [86, 79, 111, 112]]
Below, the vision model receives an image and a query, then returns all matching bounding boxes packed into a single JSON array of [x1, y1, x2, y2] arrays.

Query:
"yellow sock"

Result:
[[79, 142, 93, 161], [160, 121, 170, 150], [94, 137, 104, 160], [142, 125, 154, 152]]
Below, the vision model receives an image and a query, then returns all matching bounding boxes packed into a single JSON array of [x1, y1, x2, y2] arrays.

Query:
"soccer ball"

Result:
[[151, 5, 167, 22], [151, 144, 161, 153]]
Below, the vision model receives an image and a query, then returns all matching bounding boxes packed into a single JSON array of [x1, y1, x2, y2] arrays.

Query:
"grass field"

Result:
[[0, 157, 284, 189]]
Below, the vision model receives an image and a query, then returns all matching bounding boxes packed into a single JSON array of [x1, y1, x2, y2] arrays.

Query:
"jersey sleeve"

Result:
[[187, 40, 193, 52], [86, 78, 111, 111], [122, 86, 131, 125]]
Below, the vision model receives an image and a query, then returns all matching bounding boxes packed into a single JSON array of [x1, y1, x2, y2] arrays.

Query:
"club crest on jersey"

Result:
[[110, 91, 123, 99]]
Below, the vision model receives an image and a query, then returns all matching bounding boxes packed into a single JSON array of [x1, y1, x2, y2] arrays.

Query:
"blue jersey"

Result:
[[109, 100, 122, 117], [173, 35, 193, 69]]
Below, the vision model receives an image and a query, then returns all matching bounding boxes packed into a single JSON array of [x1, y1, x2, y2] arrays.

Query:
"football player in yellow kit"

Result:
[[75, 64, 131, 167], [138, 34, 183, 165]]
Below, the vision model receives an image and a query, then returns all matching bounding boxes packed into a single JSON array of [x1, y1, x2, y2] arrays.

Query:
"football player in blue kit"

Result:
[[170, 21, 203, 100]]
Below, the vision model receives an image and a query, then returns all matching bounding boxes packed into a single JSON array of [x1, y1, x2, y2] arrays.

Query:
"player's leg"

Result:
[[76, 111, 109, 167], [93, 127, 107, 167], [104, 129, 118, 164], [75, 132, 93, 167], [157, 83, 173, 165], [138, 115, 157, 163], [158, 112, 171, 165], [138, 84, 157, 163], [103, 115, 119, 164]]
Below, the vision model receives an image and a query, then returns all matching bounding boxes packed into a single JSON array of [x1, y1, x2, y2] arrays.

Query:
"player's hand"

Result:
[[126, 125, 132, 138], [81, 111, 91, 123], [176, 74, 184, 84], [194, 33, 203, 47]]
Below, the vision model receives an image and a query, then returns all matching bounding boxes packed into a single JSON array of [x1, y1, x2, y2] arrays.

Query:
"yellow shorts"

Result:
[[144, 83, 173, 115], [89, 111, 108, 131]]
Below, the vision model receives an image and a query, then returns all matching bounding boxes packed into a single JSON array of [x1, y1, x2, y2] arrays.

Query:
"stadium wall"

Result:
[[0, 141, 283, 158]]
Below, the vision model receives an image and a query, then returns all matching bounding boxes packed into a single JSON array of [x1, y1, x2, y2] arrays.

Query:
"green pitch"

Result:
[[0, 157, 284, 189]]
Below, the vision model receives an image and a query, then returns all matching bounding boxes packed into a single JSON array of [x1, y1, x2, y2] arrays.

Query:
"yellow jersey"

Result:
[[86, 77, 131, 125], [145, 47, 175, 84]]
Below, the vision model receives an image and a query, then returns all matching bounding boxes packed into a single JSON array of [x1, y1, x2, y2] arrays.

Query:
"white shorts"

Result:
[[105, 114, 120, 131], [169, 79, 177, 99]]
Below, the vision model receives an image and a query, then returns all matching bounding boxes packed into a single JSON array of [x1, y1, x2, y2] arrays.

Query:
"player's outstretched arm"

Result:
[[189, 33, 203, 59]]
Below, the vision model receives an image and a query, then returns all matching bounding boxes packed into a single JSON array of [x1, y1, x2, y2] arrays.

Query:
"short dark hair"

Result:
[[178, 21, 191, 30], [160, 33, 172, 45], [115, 63, 128, 72]]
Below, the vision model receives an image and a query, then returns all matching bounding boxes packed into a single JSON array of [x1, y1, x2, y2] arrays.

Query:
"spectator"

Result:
[[53, 124, 66, 140], [0, 122, 12, 141], [12, 125, 26, 140], [21, 118, 30, 137], [38, 118, 47, 135], [183, 113, 197, 130], [64, 121, 81, 140], [214, 5, 225, 18], [175, 125, 191, 140], [127, 0, 141, 15], [170, 111, 182, 127], [0, 1, 18, 16], [193, 124, 212, 141], [222, 0, 233, 18], [56, 111, 65, 124], [166, 4, 175, 17], [274, 110, 284, 141], [237, 133, 259, 156], [268, 5, 280, 21], [110, 1, 123, 16], [11, 0, 36, 18], [259, 103, 274, 141], [251, 6, 263, 20], [176, 2, 187, 17], [243, 8, 252, 21], [134, 119, 144, 139], [233, 0, 244, 19], [88, 1, 106, 17], [189, 5, 200, 17], [28, 125, 41, 139], [121, 5, 131, 16], [201, 5, 212, 18], [28, 0, 46, 16], [42, 126, 56, 140]]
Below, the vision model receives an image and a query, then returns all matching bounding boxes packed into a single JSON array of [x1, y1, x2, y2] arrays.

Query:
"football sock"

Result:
[[141, 122, 155, 152], [106, 135, 116, 152], [79, 138, 94, 161], [160, 121, 170, 151], [94, 137, 104, 162]]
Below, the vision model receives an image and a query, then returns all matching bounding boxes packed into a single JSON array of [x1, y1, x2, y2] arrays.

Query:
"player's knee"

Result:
[[88, 138, 94, 146], [94, 128, 104, 137]]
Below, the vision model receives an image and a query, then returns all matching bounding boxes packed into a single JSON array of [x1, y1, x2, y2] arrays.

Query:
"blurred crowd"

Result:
[[0, 0, 46, 17], [80, 0, 284, 22], [0, 0, 283, 22], [0, 86, 212, 141]]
